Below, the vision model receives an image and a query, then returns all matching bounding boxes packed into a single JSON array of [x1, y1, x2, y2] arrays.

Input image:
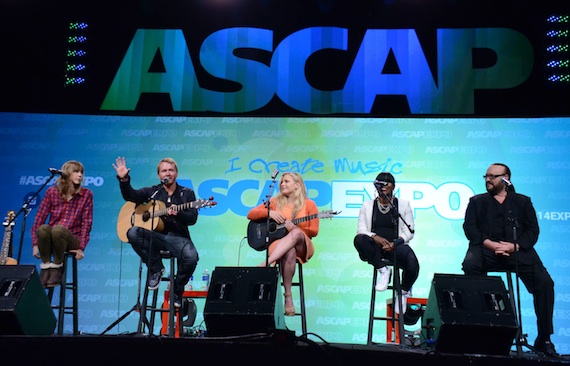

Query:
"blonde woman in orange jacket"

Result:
[[247, 172, 318, 316]]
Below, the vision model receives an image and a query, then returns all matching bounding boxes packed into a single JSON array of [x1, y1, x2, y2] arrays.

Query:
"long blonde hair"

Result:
[[274, 172, 307, 218], [57, 160, 85, 199]]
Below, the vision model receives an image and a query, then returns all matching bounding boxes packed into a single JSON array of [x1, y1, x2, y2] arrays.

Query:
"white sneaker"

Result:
[[375, 266, 391, 292], [394, 289, 412, 314]]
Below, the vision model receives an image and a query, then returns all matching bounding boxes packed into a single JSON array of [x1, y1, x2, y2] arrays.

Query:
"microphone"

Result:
[[374, 180, 388, 188], [48, 168, 63, 175], [502, 177, 513, 188], [271, 169, 279, 180], [150, 181, 167, 199]]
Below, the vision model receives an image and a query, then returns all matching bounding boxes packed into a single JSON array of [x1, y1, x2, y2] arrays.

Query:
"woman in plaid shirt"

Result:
[[32, 160, 94, 287]]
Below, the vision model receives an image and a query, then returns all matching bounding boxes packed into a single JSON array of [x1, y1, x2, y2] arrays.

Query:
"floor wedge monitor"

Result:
[[422, 273, 517, 356], [0, 265, 56, 335], [204, 266, 285, 337]]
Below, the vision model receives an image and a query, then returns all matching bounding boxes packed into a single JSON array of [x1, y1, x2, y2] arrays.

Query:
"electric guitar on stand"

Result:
[[116, 197, 217, 242], [1, 210, 18, 265], [247, 210, 340, 251]]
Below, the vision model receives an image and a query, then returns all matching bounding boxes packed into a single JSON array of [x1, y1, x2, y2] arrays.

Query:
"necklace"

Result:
[[377, 199, 391, 214]]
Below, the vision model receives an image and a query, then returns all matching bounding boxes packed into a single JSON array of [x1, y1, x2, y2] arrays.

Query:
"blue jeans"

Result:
[[127, 227, 199, 294]]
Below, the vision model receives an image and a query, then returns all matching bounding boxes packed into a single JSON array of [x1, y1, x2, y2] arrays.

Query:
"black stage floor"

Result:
[[2, 332, 569, 366]]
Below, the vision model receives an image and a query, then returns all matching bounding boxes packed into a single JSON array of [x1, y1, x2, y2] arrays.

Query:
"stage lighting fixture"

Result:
[[545, 14, 569, 84], [64, 21, 89, 87]]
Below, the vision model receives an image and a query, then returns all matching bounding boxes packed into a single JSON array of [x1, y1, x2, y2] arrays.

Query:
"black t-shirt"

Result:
[[371, 199, 398, 242]]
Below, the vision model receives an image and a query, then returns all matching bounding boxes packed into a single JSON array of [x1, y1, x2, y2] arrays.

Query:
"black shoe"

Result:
[[172, 292, 182, 308], [147, 268, 165, 290], [534, 339, 560, 358]]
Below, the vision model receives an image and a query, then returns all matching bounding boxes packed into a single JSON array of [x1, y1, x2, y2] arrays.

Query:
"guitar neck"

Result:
[[151, 200, 197, 218], [291, 213, 319, 225], [0, 228, 13, 264]]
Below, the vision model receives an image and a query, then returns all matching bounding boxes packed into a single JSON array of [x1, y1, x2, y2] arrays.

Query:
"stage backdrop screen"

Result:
[[0, 112, 569, 351]]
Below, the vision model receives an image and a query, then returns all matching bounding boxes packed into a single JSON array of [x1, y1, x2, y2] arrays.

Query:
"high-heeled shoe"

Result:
[[284, 293, 295, 316]]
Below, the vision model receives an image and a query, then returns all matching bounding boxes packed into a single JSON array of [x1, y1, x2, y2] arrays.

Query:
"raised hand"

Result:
[[112, 156, 131, 179]]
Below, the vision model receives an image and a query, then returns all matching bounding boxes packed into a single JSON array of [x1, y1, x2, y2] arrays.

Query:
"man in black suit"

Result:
[[462, 163, 558, 357]]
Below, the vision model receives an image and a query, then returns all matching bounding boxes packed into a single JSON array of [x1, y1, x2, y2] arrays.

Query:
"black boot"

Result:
[[534, 338, 560, 358]]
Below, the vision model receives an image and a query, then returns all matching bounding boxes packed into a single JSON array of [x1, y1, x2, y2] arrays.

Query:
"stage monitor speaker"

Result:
[[422, 273, 517, 356], [0, 265, 56, 335], [204, 266, 285, 337]]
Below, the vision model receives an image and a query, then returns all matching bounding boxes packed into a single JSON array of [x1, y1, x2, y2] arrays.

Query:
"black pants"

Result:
[[462, 245, 555, 339], [127, 227, 199, 295], [353, 234, 419, 291]]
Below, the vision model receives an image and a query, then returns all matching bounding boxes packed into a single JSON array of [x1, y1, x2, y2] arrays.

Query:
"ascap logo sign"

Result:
[[102, 27, 533, 114]]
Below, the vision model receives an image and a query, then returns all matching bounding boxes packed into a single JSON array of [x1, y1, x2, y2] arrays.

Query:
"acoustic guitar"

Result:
[[117, 197, 216, 242], [1, 210, 18, 265], [247, 210, 340, 251]]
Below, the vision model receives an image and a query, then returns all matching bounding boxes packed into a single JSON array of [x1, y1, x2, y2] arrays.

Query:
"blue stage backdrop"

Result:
[[0, 112, 569, 351]]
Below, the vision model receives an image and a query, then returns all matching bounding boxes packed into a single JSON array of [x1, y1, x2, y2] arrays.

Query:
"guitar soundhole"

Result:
[[142, 212, 150, 222], [268, 222, 277, 233]]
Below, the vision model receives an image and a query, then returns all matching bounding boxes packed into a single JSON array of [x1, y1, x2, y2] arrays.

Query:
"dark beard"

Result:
[[486, 184, 503, 196]]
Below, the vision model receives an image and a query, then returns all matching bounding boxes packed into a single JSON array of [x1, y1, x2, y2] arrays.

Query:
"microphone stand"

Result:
[[507, 190, 537, 356], [379, 190, 414, 236], [379, 190, 410, 346], [13, 171, 57, 263], [137, 184, 164, 334], [100, 254, 144, 335], [102, 183, 163, 335], [264, 172, 278, 267]]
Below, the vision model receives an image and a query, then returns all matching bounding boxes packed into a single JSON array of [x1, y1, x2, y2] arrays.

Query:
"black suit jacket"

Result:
[[463, 191, 541, 265]]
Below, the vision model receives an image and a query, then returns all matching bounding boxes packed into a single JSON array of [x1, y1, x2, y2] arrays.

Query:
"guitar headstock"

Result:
[[3, 210, 15, 228], [319, 210, 341, 219], [195, 197, 217, 209]]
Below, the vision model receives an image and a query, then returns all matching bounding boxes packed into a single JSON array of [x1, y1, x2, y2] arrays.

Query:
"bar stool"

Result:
[[46, 252, 79, 335], [280, 258, 307, 335], [491, 270, 520, 353], [367, 259, 404, 345], [138, 250, 176, 337]]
